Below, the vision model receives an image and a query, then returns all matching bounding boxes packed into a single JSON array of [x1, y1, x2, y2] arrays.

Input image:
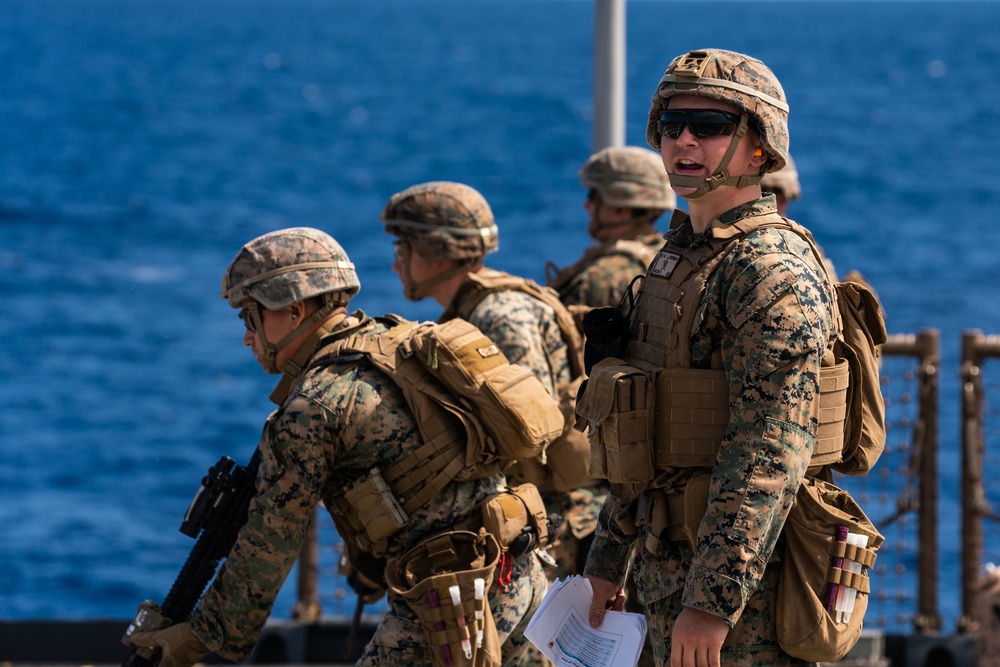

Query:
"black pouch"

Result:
[[581, 275, 640, 374]]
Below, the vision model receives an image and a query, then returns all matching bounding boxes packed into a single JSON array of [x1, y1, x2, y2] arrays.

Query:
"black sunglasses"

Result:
[[238, 306, 257, 333], [658, 109, 742, 140]]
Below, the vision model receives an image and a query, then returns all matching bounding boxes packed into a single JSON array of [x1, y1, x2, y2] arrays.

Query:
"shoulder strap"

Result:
[[445, 270, 586, 379]]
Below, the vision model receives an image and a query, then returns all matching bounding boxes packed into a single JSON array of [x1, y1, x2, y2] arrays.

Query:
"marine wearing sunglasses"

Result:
[[657, 109, 742, 140]]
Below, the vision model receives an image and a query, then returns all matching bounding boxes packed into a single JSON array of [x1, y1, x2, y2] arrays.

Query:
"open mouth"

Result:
[[674, 158, 705, 176]]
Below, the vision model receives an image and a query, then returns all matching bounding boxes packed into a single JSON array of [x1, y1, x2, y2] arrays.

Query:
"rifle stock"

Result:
[[122, 450, 261, 667]]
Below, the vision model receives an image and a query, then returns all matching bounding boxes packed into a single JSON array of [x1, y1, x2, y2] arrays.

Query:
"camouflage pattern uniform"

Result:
[[584, 50, 836, 667], [761, 154, 840, 280], [190, 228, 545, 667], [546, 146, 675, 310], [550, 234, 663, 310]]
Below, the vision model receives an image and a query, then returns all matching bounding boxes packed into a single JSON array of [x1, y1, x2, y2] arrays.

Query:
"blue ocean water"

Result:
[[2, 0, 999, 632]]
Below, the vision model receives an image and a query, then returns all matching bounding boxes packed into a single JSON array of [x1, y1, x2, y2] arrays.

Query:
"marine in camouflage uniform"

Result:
[[383, 183, 597, 663], [126, 227, 545, 667], [545, 146, 675, 311], [581, 50, 836, 667]]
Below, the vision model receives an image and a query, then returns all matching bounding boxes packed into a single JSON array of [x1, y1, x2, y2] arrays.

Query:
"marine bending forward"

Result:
[[126, 227, 545, 667]]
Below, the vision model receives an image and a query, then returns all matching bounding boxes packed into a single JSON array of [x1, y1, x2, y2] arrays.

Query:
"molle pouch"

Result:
[[777, 477, 884, 663], [575, 357, 654, 484], [481, 483, 550, 556], [385, 530, 502, 667], [339, 467, 408, 556]]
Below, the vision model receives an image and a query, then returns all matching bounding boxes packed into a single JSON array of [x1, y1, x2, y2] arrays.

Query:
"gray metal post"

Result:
[[593, 0, 626, 152]]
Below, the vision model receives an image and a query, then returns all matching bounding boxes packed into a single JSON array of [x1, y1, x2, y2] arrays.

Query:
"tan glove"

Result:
[[128, 622, 210, 667]]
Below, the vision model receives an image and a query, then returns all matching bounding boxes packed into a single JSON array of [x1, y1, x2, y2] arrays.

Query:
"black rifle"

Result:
[[122, 450, 261, 667]]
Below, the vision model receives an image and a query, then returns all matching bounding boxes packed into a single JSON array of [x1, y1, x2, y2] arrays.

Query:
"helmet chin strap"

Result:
[[400, 250, 474, 301], [588, 205, 658, 240], [667, 112, 764, 199], [252, 301, 335, 375], [267, 308, 349, 405]]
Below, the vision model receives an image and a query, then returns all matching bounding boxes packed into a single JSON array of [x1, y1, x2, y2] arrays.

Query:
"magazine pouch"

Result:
[[386, 529, 502, 667], [777, 477, 884, 662], [574, 357, 654, 484]]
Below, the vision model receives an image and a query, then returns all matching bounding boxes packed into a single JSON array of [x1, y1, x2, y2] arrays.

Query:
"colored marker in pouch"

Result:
[[836, 532, 862, 623], [843, 533, 869, 623], [449, 584, 474, 659], [824, 525, 849, 614], [474, 578, 485, 648], [428, 589, 452, 666]]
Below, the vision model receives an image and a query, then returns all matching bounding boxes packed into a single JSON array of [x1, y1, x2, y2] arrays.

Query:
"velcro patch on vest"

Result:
[[477, 344, 501, 358], [649, 249, 682, 278]]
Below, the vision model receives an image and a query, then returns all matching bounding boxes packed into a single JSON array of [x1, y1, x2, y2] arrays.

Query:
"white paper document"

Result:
[[524, 575, 647, 667]]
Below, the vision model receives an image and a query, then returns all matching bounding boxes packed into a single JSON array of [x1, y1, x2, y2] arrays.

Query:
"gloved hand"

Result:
[[128, 622, 210, 667]]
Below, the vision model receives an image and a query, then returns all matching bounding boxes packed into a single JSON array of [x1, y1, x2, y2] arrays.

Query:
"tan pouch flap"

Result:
[[575, 357, 636, 427]]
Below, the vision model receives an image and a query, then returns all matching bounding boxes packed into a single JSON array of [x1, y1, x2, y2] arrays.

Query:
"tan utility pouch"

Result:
[[386, 530, 502, 667], [777, 477, 884, 663], [482, 483, 550, 554], [548, 374, 592, 492], [335, 467, 408, 556], [507, 375, 591, 494], [575, 357, 654, 483]]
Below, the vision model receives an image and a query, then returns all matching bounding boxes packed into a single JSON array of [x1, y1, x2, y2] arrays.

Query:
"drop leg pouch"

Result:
[[386, 529, 502, 667], [777, 477, 884, 663]]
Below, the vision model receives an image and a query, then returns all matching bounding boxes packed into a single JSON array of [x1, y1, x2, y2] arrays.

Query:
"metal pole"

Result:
[[959, 330, 984, 633], [915, 329, 941, 634], [593, 0, 625, 152]]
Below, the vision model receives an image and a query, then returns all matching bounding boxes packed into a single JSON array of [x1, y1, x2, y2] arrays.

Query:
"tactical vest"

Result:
[[577, 212, 850, 480], [442, 269, 593, 492], [312, 314, 564, 560]]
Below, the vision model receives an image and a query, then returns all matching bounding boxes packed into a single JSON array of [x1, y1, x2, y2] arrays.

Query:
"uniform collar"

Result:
[[667, 195, 779, 248]]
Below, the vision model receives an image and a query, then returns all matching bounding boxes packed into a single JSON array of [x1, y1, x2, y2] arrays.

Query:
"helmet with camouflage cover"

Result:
[[381, 181, 499, 261], [382, 181, 499, 301], [221, 227, 359, 373], [646, 49, 789, 198], [221, 227, 359, 309], [579, 146, 676, 210], [760, 152, 801, 201]]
